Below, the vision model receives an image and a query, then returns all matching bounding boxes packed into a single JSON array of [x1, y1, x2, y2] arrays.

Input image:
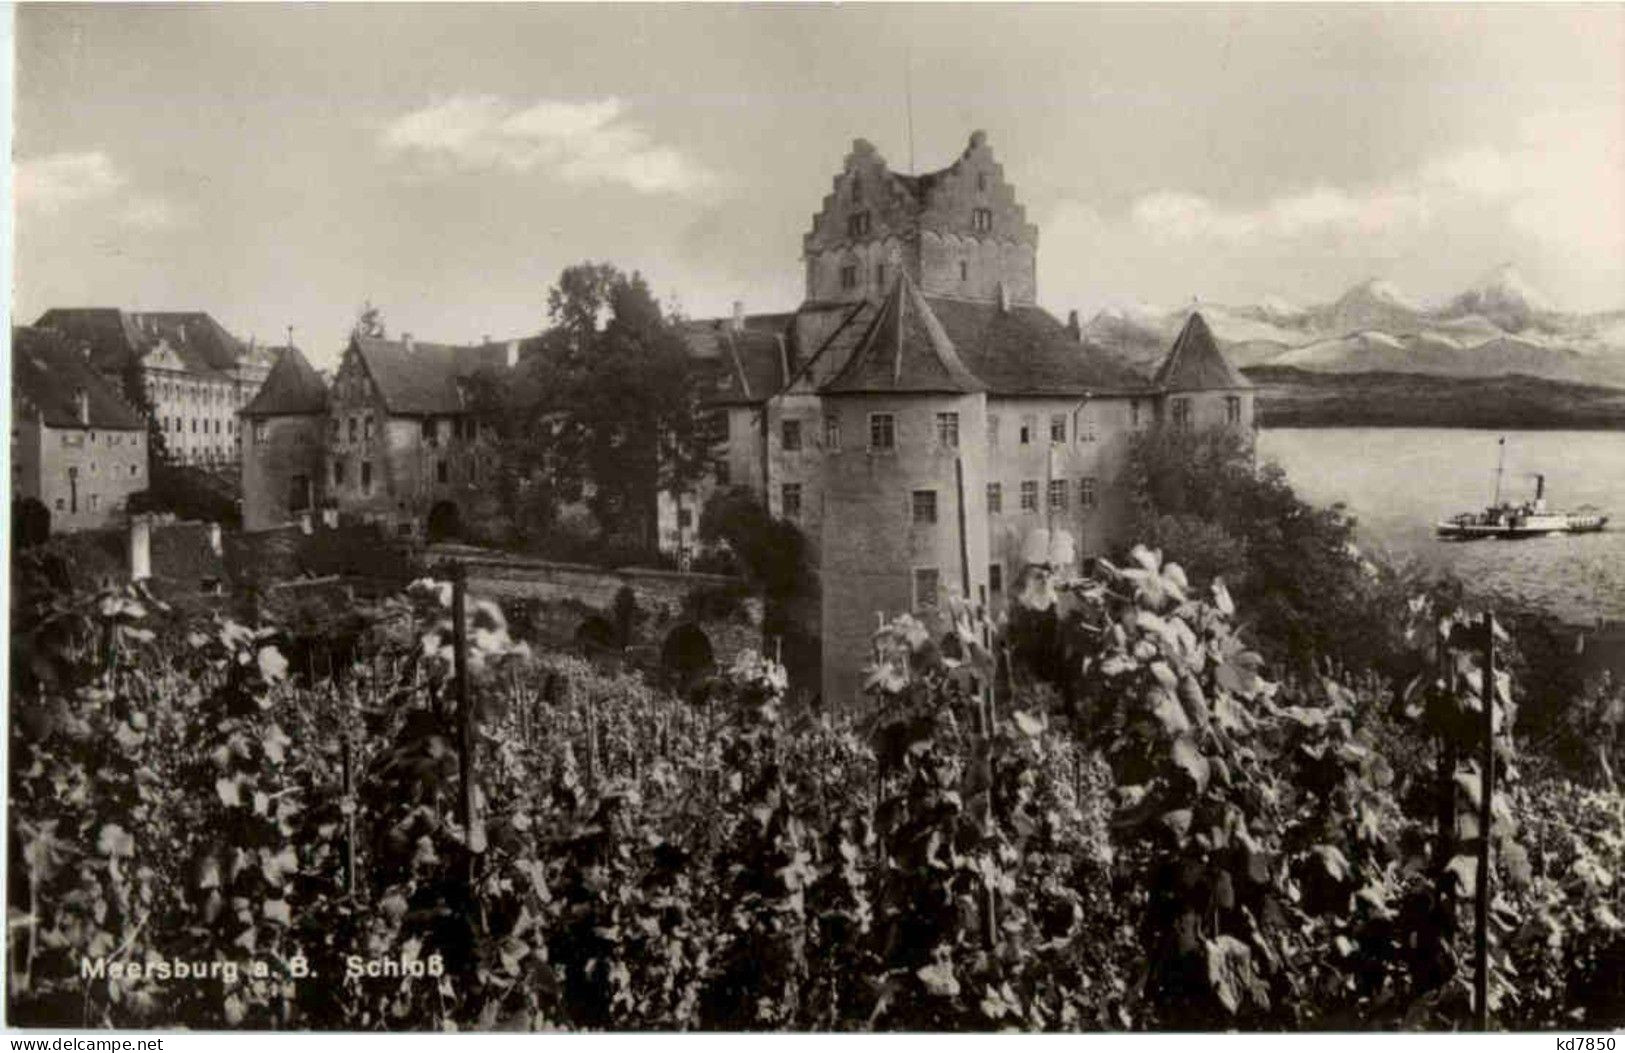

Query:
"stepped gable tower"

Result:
[[801, 131, 1039, 308]]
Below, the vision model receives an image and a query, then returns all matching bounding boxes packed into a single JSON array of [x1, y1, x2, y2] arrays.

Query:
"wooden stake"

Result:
[[452, 564, 482, 877], [1474, 613, 1497, 1031]]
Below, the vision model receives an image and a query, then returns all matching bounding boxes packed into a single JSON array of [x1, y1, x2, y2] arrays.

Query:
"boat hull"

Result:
[[1436, 515, 1609, 540]]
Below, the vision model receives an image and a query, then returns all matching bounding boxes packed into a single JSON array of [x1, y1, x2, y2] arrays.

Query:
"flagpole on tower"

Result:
[[905, 48, 916, 175]]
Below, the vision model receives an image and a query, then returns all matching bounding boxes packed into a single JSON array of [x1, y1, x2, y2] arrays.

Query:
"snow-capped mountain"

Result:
[[1080, 268, 1625, 387]]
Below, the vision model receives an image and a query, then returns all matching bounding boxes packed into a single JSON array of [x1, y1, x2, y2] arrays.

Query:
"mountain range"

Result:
[[1084, 266, 1625, 389]]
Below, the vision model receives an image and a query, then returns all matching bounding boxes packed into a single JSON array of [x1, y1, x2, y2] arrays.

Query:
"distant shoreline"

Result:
[[1246, 365, 1625, 431]]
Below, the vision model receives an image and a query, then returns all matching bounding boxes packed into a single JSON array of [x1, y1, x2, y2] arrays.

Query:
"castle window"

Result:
[[911, 489, 938, 524], [841, 265, 858, 290], [1019, 418, 1032, 444], [869, 413, 895, 451], [977, 172, 988, 192], [252, 419, 266, 444], [912, 568, 941, 611], [1226, 396, 1242, 426], [1080, 477, 1098, 509], [988, 562, 1003, 598], [333, 459, 345, 486], [1048, 479, 1069, 511], [987, 414, 999, 445], [361, 460, 373, 493], [348, 416, 358, 441], [1020, 480, 1038, 512], [422, 418, 437, 444], [1079, 417, 1098, 443], [986, 482, 1002, 514], [782, 483, 803, 519], [330, 418, 340, 438], [1050, 414, 1066, 444], [851, 174, 862, 203], [960, 261, 969, 282], [973, 208, 993, 232], [876, 263, 887, 287], [847, 212, 871, 238], [130, 465, 137, 477], [1172, 398, 1192, 430], [437, 460, 448, 484], [781, 419, 803, 452], [1131, 399, 1142, 429], [824, 415, 841, 450], [935, 412, 959, 448], [364, 415, 375, 441], [716, 459, 730, 486]]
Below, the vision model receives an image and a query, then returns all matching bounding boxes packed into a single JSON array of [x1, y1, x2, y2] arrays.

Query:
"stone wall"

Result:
[[450, 555, 764, 671], [25, 419, 147, 533]]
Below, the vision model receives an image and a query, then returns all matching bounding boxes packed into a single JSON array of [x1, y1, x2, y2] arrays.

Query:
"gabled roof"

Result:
[[709, 328, 791, 407], [241, 345, 329, 417], [11, 326, 146, 430], [925, 297, 1151, 396], [1154, 312, 1252, 391], [821, 274, 985, 395], [350, 335, 507, 416], [33, 307, 247, 379]]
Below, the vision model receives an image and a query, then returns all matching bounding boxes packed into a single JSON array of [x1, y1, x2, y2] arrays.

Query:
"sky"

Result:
[[11, 3, 1625, 370]]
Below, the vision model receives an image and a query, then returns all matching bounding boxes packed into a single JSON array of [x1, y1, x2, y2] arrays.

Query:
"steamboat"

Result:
[[1436, 439, 1609, 540]]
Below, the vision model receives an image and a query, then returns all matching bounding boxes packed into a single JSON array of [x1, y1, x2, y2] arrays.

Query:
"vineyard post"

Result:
[[341, 729, 357, 899], [1473, 613, 1496, 1031], [451, 562, 482, 880]]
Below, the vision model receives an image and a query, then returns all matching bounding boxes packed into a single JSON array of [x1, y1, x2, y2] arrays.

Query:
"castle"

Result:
[[239, 130, 1253, 705], [682, 131, 1254, 704]]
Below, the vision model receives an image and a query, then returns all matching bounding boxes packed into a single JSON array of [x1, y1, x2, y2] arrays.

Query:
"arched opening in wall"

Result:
[[426, 500, 461, 543], [12, 498, 51, 548], [660, 623, 715, 683], [575, 615, 617, 654]]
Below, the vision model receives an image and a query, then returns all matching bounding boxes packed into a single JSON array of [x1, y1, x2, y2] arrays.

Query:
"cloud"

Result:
[[379, 95, 708, 195], [1126, 107, 1621, 264], [15, 151, 126, 212], [15, 150, 182, 230]]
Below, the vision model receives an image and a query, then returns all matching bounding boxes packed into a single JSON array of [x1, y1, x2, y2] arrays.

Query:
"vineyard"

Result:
[[7, 545, 1625, 1031]]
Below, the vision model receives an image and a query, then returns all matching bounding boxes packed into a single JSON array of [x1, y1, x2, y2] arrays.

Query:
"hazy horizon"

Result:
[[12, 3, 1624, 369]]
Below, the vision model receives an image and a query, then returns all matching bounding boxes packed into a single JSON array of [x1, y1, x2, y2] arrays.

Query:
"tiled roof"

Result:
[[821, 274, 985, 395], [11, 326, 146, 430], [241, 345, 329, 416], [351, 336, 507, 415], [1154, 312, 1252, 391], [923, 297, 1152, 396], [33, 307, 247, 379]]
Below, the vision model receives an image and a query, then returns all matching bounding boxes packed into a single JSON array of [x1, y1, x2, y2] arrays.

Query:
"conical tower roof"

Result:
[[241, 344, 329, 416], [1153, 312, 1251, 391], [819, 272, 985, 395]]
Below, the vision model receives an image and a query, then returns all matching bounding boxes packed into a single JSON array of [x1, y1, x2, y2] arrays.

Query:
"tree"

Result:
[[354, 300, 386, 339], [490, 263, 711, 557]]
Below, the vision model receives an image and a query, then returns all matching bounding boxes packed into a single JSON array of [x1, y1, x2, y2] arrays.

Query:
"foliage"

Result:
[[697, 486, 811, 603], [354, 300, 387, 339]]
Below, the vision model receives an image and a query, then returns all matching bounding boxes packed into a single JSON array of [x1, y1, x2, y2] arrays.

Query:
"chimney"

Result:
[[206, 521, 222, 556], [128, 515, 152, 581], [731, 300, 745, 334], [402, 332, 415, 353], [1066, 309, 1081, 341], [74, 387, 90, 426]]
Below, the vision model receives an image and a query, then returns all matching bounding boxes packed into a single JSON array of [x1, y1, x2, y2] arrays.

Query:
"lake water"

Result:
[[1256, 428, 1625, 625]]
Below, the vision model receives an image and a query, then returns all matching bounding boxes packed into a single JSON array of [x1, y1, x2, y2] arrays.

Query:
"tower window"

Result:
[[1050, 414, 1067, 444], [913, 568, 941, 611], [436, 460, 448, 484], [972, 208, 993, 232], [911, 489, 938, 524], [1226, 396, 1243, 425], [1020, 480, 1038, 512], [1130, 399, 1142, 429], [361, 460, 373, 493], [781, 483, 803, 519], [986, 482, 1002, 513], [960, 260, 968, 282], [1172, 398, 1192, 430], [782, 418, 803, 451], [824, 415, 841, 451], [841, 265, 858, 290], [851, 173, 862, 203], [1080, 477, 1098, 509], [988, 562, 1003, 598], [987, 414, 999, 445], [847, 211, 871, 238], [935, 412, 959, 447], [876, 263, 887, 287], [869, 413, 895, 450], [977, 172, 988, 192]]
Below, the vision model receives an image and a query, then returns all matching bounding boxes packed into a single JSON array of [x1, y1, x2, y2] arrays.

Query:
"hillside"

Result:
[[1247, 365, 1625, 430]]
